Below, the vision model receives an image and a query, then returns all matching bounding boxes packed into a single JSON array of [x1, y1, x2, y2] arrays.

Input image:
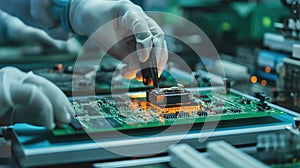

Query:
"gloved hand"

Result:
[[69, 0, 168, 80], [0, 67, 74, 129], [0, 11, 81, 54]]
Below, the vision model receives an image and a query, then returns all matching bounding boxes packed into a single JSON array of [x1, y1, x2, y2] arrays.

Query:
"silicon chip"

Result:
[[176, 111, 190, 118], [90, 118, 121, 129], [164, 113, 177, 119], [146, 87, 192, 107], [197, 111, 208, 117]]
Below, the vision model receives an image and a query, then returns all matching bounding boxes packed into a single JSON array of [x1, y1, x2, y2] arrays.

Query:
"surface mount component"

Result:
[[146, 86, 197, 108]]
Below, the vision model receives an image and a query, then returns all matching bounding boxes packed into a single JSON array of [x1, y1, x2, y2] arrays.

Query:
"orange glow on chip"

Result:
[[156, 95, 164, 102], [265, 66, 271, 73], [129, 92, 146, 99], [154, 106, 201, 113], [140, 101, 147, 109], [251, 76, 258, 83], [261, 80, 267, 86]]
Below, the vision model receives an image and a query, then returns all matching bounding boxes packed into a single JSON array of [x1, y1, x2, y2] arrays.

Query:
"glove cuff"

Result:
[[51, 0, 74, 33]]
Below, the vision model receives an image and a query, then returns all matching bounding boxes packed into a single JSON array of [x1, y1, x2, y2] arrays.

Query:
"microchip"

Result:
[[213, 102, 224, 107], [194, 94, 209, 99], [102, 107, 112, 114], [82, 106, 100, 116], [214, 109, 224, 114], [164, 113, 177, 119], [240, 98, 251, 104], [202, 99, 212, 104], [176, 111, 190, 118], [257, 103, 271, 111], [232, 109, 242, 113], [83, 106, 93, 110], [87, 109, 100, 116], [146, 87, 192, 108], [197, 111, 208, 117], [90, 118, 121, 129]]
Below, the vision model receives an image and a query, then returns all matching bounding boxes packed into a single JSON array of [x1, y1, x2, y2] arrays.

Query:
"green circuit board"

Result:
[[52, 89, 285, 136]]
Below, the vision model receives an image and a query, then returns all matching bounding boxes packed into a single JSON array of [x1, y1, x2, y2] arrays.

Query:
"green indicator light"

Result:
[[221, 22, 231, 31], [262, 16, 272, 28]]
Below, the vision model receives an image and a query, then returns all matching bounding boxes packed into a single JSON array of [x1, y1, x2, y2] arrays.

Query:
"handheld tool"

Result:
[[141, 48, 159, 89]]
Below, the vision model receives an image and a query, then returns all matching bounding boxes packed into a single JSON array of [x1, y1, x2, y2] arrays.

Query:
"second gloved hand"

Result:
[[0, 11, 80, 54], [69, 0, 168, 80], [0, 67, 74, 129]]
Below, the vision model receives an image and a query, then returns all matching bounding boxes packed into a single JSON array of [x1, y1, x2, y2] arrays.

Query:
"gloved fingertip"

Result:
[[47, 123, 56, 130], [65, 112, 72, 123], [69, 109, 75, 118], [36, 107, 55, 130], [44, 119, 56, 130], [158, 68, 164, 78], [57, 107, 72, 124], [67, 105, 75, 118]]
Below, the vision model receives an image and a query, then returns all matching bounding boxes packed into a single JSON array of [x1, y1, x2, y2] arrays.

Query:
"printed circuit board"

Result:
[[53, 87, 285, 136]]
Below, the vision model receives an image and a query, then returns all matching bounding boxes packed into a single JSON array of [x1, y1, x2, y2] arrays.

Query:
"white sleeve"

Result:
[[0, 0, 71, 40]]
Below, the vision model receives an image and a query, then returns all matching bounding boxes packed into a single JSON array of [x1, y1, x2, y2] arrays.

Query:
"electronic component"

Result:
[[197, 111, 208, 117], [223, 78, 231, 93], [146, 86, 196, 108], [255, 93, 271, 111]]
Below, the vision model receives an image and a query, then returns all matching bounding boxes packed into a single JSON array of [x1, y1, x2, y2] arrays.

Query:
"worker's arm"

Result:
[[0, 0, 70, 40], [0, 11, 80, 53], [0, 0, 168, 79]]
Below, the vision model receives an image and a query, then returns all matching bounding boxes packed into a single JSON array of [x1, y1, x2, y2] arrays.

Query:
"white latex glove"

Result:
[[69, 0, 168, 80], [0, 67, 74, 129], [0, 11, 80, 54]]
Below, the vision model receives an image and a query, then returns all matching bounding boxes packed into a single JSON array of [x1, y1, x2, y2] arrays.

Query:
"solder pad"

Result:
[[52, 88, 285, 136]]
